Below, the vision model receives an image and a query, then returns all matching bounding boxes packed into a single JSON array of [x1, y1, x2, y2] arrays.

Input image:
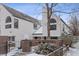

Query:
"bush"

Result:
[[34, 43, 58, 55], [60, 33, 73, 47]]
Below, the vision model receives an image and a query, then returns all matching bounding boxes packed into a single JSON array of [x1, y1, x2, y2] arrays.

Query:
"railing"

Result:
[[47, 45, 69, 56], [47, 47, 63, 56]]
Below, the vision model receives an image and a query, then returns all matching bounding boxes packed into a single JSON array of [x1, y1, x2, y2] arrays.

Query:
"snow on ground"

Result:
[[26, 53, 45, 56], [7, 48, 19, 56], [7, 46, 45, 56], [73, 42, 79, 49], [6, 42, 79, 56], [2, 42, 79, 56], [0, 47, 19, 56], [64, 48, 79, 56], [25, 46, 45, 56], [64, 41, 79, 56], [7, 41, 79, 56]]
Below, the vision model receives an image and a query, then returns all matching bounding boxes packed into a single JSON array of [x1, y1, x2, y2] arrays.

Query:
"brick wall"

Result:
[[31, 39, 63, 47], [0, 36, 9, 54], [21, 40, 31, 52], [21, 39, 63, 52]]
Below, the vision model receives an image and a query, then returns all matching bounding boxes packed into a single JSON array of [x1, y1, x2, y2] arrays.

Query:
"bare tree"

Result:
[[45, 3, 57, 38], [45, 3, 79, 38], [69, 15, 79, 36]]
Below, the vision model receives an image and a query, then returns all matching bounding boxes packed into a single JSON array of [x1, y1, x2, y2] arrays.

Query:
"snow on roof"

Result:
[[33, 27, 43, 35]]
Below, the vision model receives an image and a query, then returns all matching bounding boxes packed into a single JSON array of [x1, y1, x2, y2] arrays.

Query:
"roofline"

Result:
[[60, 18, 71, 30], [2, 4, 40, 25], [53, 14, 71, 30]]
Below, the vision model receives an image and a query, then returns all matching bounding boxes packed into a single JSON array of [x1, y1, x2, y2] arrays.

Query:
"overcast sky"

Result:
[[4, 3, 79, 23]]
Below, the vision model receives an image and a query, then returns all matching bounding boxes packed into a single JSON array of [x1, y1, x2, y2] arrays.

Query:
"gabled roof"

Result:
[[60, 18, 70, 29], [2, 4, 40, 25], [53, 14, 70, 29], [33, 15, 71, 35]]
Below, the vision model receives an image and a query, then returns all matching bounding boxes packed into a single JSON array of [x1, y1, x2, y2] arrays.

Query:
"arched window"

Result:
[[50, 18, 56, 23], [6, 16, 12, 23]]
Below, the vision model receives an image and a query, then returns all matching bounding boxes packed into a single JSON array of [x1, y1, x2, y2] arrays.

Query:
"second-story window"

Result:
[[50, 25, 56, 30], [50, 18, 57, 30], [50, 18, 56, 23], [5, 24, 11, 29], [14, 19, 18, 28], [5, 16, 12, 29], [6, 16, 12, 23]]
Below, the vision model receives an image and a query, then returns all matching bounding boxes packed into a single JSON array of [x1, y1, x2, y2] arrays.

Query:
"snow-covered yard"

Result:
[[25, 41, 79, 56], [26, 52, 45, 56], [6, 46, 45, 56], [25, 46, 45, 56], [64, 41, 79, 56], [1, 41, 79, 56]]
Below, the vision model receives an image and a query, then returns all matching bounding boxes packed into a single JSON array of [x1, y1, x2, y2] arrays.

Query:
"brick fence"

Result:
[[21, 40, 31, 52], [0, 36, 9, 55], [30, 39, 63, 47], [21, 39, 63, 52]]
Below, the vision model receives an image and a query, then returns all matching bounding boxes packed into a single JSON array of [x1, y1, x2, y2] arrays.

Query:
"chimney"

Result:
[[42, 6, 48, 36]]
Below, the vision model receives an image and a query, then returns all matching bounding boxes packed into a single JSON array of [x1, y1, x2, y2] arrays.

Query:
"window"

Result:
[[50, 18, 57, 30], [5, 24, 11, 29], [14, 19, 18, 28], [6, 16, 12, 23], [8, 36, 15, 47], [8, 36, 15, 41], [34, 24, 37, 29], [12, 36, 15, 41], [50, 18, 56, 23], [5, 16, 12, 29], [50, 25, 56, 30], [63, 26, 65, 31]]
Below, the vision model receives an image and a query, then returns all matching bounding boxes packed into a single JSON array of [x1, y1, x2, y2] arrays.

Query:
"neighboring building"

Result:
[[33, 7, 70, 39], [0, 4, 70, 48], [0, 4, 40, 48]]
